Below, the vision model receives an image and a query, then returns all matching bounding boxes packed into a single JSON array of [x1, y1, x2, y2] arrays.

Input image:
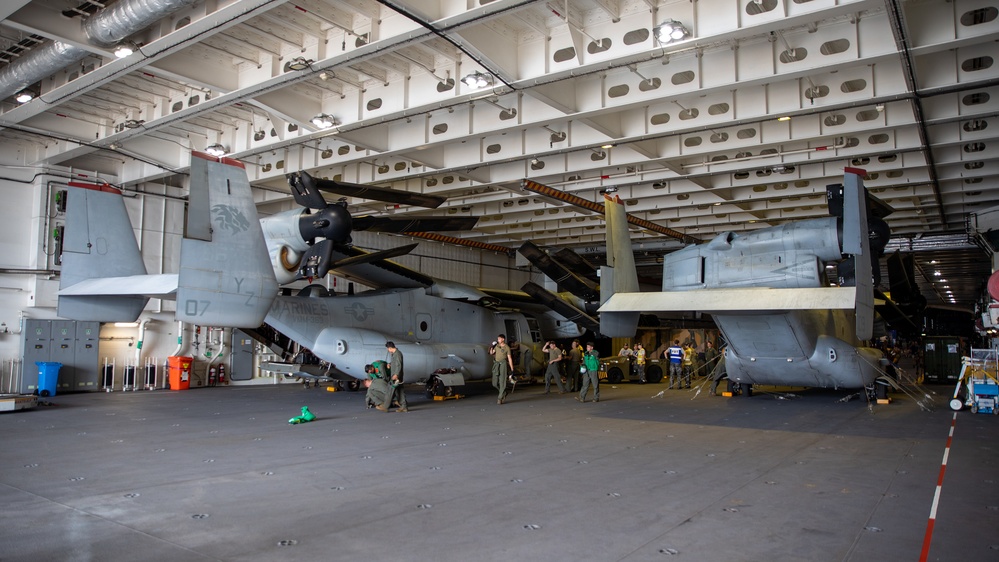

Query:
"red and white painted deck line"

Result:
[[919, 411, 957, 562]]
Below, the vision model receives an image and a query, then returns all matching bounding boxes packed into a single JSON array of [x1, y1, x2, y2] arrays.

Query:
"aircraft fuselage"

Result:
[[716, 309, 882, 389], [265, 287, 544, 382]]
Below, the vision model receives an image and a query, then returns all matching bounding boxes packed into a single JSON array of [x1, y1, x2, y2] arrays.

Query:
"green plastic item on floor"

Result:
[[288, 406, 317, 424]]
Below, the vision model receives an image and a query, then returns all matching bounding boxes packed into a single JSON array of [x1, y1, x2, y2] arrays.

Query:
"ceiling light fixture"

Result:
[[653, 20, 690, 44], [205, 143, 227, 156], [114, 44, 134, 58], [461, 71, 494, 89], [777, 116, 791, 122], [285, 56, 313, 72], [109, 141, 122, 150], [15, 90, 34, 103], [123, 119, 144, 129], [310, 113, 337, 129]]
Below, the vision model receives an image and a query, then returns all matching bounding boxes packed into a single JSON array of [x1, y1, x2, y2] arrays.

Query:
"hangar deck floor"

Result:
[[1, 376, 995, 562]]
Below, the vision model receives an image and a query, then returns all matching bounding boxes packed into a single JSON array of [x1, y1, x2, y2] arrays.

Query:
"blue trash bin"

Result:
[[35, 362, 62, 397]]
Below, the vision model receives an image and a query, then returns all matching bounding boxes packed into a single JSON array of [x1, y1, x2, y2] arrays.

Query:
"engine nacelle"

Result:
[[261, 209, 311, 285]]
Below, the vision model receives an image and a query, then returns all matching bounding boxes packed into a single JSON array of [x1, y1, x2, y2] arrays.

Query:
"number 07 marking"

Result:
[[185, 300, 210, 316]]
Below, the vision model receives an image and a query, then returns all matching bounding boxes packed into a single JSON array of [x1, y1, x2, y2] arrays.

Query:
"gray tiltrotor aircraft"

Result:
[[601, 168, 890, 394], [56, 153, 639, 394]]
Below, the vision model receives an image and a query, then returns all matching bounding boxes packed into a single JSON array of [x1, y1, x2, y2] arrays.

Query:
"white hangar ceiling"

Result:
[[0, 0, 996, 310]]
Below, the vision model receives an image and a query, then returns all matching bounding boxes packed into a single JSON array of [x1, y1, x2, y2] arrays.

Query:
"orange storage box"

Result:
[[168, 356, 193, 390]]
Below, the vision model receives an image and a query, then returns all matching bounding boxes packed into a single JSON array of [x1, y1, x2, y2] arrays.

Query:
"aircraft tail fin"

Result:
[[599, 193, 640, 337], [841, 168, 874, 340], [58, 184, 150, 322], [176, 153, 277, 327]]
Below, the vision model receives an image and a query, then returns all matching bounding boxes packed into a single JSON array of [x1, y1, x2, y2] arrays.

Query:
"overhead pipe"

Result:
[[0, 0, 199, 100]]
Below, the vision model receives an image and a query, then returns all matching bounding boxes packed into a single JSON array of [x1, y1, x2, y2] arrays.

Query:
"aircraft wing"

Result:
[[600, 287, 858, 313], [57, 274, 179, 297]]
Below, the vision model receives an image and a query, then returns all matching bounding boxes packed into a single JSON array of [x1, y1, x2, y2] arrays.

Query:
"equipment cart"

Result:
[[950, 348, 999, 414]]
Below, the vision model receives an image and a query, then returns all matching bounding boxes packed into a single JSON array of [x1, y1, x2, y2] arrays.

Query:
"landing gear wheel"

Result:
[[425, 375, 454, 398], [864, 383, 877, 401], [740, 383, 753, 397], [346, 380, 360, 392], [876, 382, 888, 400]]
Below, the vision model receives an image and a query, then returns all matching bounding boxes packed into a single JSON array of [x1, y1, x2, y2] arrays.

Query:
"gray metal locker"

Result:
[[20, 319, 51, 394], [74, 322, 100, 390], [50, 320, 76, 391]]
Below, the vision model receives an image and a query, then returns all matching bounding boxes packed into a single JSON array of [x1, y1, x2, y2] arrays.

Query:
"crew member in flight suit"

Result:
[[634, 343, 647, 383], [377, 341, 408, 412], [364, 361, 391, 409], [682, 343, 694, 388], [577, 342, 601, 403], [490, 334, 515, 404], [666, 340, 684, 389], [542, 341, 566, 394], [703, 341, 719, 374], [567, 339, 582, 392]]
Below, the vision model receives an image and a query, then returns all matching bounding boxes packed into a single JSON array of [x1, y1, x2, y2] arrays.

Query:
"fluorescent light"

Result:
[[114, 322, 138, 328], [285, 56, 312, 71], [310, 114, 337, 129], [461, 71, 493, 89], [777, 116, 791, 122], [653, 20, 690, 44]]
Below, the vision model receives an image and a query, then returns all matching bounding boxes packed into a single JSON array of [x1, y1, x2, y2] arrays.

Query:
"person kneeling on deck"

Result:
[[364, 361, 393, 409]]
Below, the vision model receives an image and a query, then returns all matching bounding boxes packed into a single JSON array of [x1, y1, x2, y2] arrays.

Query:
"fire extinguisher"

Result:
[[218, 364, 227, 385], [208, 365, 217, 387]]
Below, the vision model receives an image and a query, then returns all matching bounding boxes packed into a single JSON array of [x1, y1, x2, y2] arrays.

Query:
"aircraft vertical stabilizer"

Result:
[[600, 193, 640, 337], [58, 185, 150, 322], [842, 168, 874, 341], [176, 153, 277, 328]]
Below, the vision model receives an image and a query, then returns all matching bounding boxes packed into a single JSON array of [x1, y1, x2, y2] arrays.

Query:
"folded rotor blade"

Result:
[[331, 244, 418, 269], [297, 239, 335, 280], [286, 172, 330, 210], [307, 175, 446, 208], [353, 216, 478, 233], [522, 282, 601, 335], [519, 241, 600, 301], [553, 247, 600, 282]]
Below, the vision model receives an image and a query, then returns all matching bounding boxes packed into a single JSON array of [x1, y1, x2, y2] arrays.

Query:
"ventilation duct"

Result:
[[0, 0, 198, 101], [0, 41, 87, 101]]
